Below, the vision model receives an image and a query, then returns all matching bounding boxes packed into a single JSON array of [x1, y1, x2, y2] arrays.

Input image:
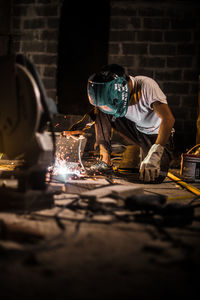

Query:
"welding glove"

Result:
[[139, 144, 164, 182]]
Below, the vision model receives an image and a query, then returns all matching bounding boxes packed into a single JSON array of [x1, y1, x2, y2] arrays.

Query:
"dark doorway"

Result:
[[57, 1, 110, 115]]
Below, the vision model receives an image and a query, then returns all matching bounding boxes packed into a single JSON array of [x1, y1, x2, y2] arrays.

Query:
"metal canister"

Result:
[[180, 144, 200, 182]]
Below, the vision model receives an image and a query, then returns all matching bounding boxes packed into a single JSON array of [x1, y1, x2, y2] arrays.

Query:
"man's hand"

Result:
[[139, 144, 164, 182]]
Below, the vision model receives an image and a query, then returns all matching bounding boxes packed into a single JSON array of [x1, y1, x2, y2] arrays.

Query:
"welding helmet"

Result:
[[87, 64, 130, 118]]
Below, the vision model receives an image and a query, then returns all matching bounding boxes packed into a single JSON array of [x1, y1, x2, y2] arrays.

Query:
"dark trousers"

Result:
[[95, 110, 174, 175]]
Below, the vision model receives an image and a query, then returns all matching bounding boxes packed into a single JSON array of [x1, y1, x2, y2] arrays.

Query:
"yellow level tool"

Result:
[[167, 171, 200, 196]]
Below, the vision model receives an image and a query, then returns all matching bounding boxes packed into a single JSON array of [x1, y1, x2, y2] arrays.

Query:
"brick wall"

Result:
[[0, 0, 11, 55], [109, 0, 200, 150], [10, 0, 200, 151], [12, 0, 62, 101]]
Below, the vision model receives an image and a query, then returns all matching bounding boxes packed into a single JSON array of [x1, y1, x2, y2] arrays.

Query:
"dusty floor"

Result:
[[0, 154, 200, 300]]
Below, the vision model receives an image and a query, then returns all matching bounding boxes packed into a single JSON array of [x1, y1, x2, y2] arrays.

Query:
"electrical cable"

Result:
[[3, 187, 198, 256], [78, 136, 86, 172], [9, 200, 82, 254]]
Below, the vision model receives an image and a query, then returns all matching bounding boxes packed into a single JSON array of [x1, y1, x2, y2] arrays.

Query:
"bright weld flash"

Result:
[[57, 164, 80, 177], [51, 159, 81, 178]]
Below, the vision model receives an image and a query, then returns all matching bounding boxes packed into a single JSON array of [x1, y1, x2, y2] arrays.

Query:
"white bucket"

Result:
[[180, 144, 200, 182]]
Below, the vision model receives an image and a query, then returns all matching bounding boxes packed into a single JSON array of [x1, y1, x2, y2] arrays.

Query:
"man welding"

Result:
[[86, 64, 175, 183]]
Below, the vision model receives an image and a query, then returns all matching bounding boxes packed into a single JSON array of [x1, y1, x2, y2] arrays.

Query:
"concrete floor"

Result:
[[0, 155, 200, 300]]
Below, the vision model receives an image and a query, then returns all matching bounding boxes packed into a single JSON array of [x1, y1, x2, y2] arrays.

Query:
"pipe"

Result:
[[167, 171, 200, 196]]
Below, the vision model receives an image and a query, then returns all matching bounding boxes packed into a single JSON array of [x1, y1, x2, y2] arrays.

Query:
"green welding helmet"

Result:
[[87, 65, 130, 118]]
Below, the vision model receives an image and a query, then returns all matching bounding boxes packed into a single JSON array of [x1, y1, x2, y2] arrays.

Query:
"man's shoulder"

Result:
[[134, 75, 156, 85], [134, 76, 163, 93]]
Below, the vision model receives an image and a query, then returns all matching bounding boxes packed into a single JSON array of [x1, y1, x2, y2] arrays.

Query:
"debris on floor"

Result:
[[0, 149, 200, 299]]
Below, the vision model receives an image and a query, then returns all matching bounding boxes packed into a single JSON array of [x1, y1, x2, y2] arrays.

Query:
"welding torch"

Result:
[[61, 108, 96, 138], [61, 121, 95, 138]]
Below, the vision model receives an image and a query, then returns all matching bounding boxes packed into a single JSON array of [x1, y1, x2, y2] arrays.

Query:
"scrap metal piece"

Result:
[[80, 184, 143, 200]]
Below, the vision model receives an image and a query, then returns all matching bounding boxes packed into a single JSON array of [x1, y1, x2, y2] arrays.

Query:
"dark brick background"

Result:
[[11, 0, 61, 101], [108, 0, 200, 151], [0, 0, 200, 151]]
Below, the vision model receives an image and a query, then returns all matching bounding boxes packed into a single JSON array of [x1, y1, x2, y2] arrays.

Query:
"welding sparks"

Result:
[[48, 131, 87, 182], [49, 159, 83, 182], [55, 160, 81, 177]]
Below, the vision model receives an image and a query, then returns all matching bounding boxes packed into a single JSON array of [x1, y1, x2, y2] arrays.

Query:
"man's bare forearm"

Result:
[[153, 102, 175, 146], [155, 118, 174, 146]]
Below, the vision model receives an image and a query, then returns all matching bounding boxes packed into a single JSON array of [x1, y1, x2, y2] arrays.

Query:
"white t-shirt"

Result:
[[125, 76, 167, 135]]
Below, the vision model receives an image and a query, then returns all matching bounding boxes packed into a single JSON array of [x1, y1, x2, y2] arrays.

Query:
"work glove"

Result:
[[139, 144, 164, 182]]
